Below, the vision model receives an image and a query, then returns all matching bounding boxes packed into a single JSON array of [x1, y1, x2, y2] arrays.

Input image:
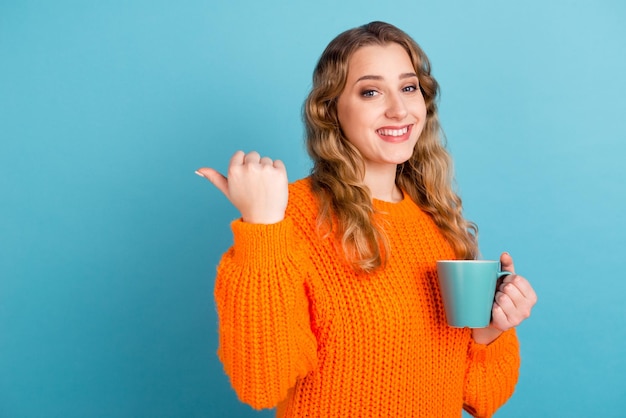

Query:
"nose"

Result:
[[385, 92, 408, 120]]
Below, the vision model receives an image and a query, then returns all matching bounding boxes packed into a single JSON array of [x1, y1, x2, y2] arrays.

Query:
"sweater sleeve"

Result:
[[214, 217, 318, 410], [462, 328, 521, 418]]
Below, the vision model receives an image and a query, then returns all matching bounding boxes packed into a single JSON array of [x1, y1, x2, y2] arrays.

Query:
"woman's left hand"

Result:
[[491, 252, 537, 331], [472, 252, 537, 344]]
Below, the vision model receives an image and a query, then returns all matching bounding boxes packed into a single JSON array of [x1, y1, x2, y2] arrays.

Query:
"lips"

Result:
[[376, 124, 413, 142]]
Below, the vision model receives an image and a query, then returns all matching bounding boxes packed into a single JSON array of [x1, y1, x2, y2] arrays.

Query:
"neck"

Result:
[[363, 164, 402, 202]]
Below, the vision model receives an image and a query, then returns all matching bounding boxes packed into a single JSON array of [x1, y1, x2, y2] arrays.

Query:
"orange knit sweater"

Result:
[[214, 178, 520, 417]]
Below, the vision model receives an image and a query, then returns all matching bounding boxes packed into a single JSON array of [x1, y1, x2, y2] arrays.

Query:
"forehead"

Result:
[[346, 43, 415, 79]]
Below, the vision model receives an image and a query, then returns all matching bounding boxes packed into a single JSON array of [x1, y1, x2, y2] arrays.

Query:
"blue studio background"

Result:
[[1, 1, 625, 417]]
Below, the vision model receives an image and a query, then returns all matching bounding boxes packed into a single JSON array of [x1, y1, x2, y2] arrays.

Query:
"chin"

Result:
[[391, 150, 416, 164]]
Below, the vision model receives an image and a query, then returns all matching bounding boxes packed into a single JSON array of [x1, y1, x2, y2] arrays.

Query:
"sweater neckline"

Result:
[[372, 191, 416, 216]]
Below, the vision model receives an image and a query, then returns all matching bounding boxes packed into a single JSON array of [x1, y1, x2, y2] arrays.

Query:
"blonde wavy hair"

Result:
[[304, 21, 478, 272]]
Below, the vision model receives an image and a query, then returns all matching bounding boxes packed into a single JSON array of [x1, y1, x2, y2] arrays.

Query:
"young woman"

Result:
[[196, 21, 537, 417]]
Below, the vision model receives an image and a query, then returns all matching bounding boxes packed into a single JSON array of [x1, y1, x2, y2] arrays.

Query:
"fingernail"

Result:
[[195, 170, 204, 178]]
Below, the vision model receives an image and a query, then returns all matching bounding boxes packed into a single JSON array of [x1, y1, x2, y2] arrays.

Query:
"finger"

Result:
[[497, 287, 534, 327], [494, 291, 516, 325], [230, 150, 245, 166], [243, 151, 261, 164], [273, 159, 286, 170], [499, 273, 518, 288], [499, 279, 525, 305], [491, 304, 509, 330], [195, 167, 229, 198], [505, 275, 538, 304], [260, 156, 273, 166], [500, 252, 516, 274]]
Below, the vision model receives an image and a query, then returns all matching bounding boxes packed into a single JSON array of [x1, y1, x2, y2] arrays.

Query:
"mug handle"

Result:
[[496, 271, 513, 292]]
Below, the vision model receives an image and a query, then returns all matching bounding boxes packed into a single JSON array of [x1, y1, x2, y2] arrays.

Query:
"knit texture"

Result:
[[214, 178, 520, 417]]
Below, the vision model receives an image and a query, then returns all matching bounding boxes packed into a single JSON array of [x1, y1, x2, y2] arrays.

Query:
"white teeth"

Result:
[[378, 127, 408, 137]]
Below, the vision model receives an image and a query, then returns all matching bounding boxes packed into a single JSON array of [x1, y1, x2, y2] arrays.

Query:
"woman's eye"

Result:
[[403, 85, 418, 93], [361, 89, 378, 97]]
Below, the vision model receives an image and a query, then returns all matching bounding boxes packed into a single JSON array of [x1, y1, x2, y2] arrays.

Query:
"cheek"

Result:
[[337, 107, 363, 138], [336, 102, 349, 132], [412, 98, 427, 119]]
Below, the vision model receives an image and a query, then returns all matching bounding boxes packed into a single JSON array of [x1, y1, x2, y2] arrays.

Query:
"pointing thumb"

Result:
[[195, 168, 229, 199]]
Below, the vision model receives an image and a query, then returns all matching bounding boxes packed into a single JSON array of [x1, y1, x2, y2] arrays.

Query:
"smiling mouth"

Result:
[[376, 125, 410, 137]]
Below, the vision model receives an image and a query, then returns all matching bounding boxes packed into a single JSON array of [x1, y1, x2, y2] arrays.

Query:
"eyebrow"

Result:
[[354, 72, 418, 84]]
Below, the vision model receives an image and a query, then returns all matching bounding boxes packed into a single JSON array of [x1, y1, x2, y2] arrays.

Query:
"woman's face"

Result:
[[336, 43, 427, 173]]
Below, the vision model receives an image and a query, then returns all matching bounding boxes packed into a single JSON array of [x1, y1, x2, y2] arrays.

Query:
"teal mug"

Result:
[[436, 260, 512, 328]]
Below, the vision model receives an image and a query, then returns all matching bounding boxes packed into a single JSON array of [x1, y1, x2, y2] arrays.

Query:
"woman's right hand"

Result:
[[196, 150, 289, 224]]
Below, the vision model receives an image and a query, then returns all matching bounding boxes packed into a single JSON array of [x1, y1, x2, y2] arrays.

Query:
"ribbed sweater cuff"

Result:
[[468, 328, 518, 363], [230, 218, 295, 265]]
